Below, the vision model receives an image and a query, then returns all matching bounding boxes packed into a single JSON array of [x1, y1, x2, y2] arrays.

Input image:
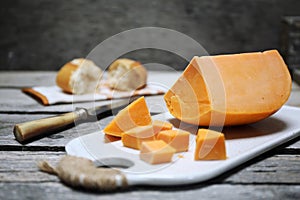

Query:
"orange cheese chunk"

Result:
[[104, 96, 152, 137], [121, 125, 156, 149], [104, 134, 121, 143], [157, 130, 190, 152], [140, 140, 176, 164], [164, 50, 292, 126], [152, 120, 173, 134], [194, 129, 227, 160]]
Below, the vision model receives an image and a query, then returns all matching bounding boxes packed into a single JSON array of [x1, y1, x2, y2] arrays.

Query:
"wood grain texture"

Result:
[[0, 182, 299, 200], [1, 113, 300, 149], [0, 151, 299, 200], [0, 113, 110, 147], [0, 152, 299, 184]]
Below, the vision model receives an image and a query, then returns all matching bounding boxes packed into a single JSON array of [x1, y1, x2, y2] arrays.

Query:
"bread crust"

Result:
[[56, 58, 102, 94], [56, 62, 79, 94], [108, 58, 147, 91]]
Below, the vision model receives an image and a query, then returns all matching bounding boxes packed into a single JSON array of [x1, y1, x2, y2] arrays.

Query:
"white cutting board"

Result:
[[66, 105, 300, 186]]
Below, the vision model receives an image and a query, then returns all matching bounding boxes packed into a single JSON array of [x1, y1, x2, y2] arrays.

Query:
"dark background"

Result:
[[0, 0, 300, 70]]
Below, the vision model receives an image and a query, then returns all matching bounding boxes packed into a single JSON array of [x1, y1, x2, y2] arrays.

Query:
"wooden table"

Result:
[[1, 71, 300, 199]]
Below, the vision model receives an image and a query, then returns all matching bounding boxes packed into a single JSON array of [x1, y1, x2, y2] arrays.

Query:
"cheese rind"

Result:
[[140, 140, 176, 164], [164, 50, 292, 126], [157, 130, 190, 152], [103, 96, 152, 137], [194, 129, 227, 160]]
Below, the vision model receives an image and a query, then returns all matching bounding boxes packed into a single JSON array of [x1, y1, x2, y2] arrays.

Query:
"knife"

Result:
[[13, 98, 135, 143]]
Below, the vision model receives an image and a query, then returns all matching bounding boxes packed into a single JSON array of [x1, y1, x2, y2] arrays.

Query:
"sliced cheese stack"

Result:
[[164, 50, 292, 126], [103, 96, 152, 137], [194, 129, 226, 160], [140, 140, 176, 164]]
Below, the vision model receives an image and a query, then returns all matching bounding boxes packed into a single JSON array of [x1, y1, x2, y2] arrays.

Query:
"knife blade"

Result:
[[13, 98, 136, 143]]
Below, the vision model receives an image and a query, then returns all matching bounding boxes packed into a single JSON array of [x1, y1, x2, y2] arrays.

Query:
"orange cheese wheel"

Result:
[[103, 96, 152, 137], [164, 50, 292, 126]]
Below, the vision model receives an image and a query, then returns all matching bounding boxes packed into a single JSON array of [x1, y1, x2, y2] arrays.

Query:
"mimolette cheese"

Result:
[[194, 129, 226, 160], [121, 125, 156, 149], [103, 96, 152, 137], [157, 130, 190, 152], [140, 140, 175, 164], [164, 50, 292, 126]]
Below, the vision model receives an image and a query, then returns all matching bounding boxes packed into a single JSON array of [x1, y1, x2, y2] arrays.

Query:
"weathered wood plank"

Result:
[[0, 94, 167, 146], [1, 113, 300, 148], [288, 142, 300, 149], [0, 182, 299, 200], [0, 151, 63, 183], [0, 113, 114, 147], [225, 155, 300, 184], [0, 152, 299, 184], [0, 152, 299, 199], [0, 151, 64, 171]]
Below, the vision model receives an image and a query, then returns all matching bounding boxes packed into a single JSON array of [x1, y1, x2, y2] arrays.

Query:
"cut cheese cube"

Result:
[[157, 130, 190, 152], [164, 50, 291, 126], [104, 96, 152, 137], [104, 134, 121, 143], [140, 140, 175, 164], [121, 125, 156, 149], [121, 121, 173, 149], [194, 129, 227, 160], [152, 120, 173, 134]]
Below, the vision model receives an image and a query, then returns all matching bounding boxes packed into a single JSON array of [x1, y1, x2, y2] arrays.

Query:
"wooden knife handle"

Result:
[[13, 109, 87, 143]]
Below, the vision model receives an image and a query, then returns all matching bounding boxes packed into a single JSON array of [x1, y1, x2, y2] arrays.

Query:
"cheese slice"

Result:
[[194, 129, 227, 160], [121, 125, 156, 149], [103, 96, 152, 137], [140, 140, 176, 164], [164, 50, 291, 126], [156, 129, 190, 152]]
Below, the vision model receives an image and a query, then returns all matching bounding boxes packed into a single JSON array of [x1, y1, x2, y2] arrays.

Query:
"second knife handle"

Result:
[[13, 109, 87, 143]]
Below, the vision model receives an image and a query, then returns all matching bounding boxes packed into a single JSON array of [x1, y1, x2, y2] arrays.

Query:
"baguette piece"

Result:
[[107, 58, 147, 91], [56, 58, 102, 94]]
